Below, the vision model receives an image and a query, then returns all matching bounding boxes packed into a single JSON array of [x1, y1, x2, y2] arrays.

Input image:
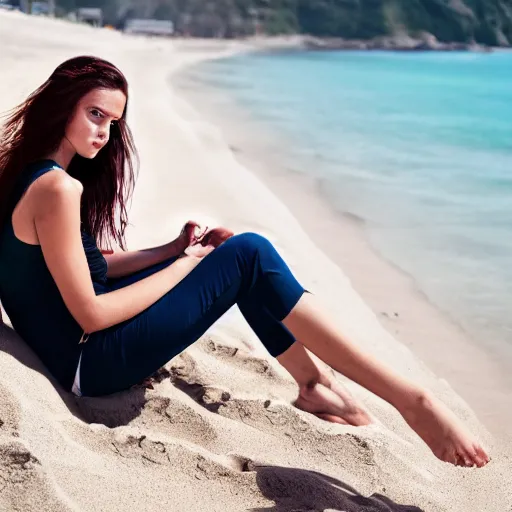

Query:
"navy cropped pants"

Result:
[[79, 232, 308, 397]]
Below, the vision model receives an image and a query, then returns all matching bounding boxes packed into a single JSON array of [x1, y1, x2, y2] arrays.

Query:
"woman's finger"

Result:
[[193, 224, 208, 243], [181, 221, 207, 246], [200, 227, 234, 248]]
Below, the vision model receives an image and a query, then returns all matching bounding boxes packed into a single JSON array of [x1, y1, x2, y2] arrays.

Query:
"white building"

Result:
[[77, 7, 103, 27], [124, 18, 174, 36]]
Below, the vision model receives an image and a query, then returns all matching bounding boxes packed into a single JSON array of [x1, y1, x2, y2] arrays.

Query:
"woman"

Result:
[[0, 56, 489, 468]]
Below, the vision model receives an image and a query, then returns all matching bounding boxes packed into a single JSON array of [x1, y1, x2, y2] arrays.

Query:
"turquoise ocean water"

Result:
[[186, 50, 512, 354]]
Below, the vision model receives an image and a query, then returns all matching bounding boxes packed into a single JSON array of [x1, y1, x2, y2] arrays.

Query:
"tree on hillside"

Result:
[[55, 0, 512, 46]]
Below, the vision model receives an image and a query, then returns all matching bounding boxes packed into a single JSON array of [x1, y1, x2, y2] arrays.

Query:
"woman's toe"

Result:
[[316, 413, 349, 424]]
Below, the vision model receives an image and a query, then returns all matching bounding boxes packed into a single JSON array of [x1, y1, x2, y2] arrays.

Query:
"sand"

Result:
[[0, 10, 511, 512]]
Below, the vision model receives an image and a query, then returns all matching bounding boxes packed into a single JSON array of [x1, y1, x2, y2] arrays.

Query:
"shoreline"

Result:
[[172, 55, 512, 441]]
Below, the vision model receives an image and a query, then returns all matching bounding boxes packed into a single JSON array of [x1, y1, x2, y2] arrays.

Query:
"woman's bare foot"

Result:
[[398, 391, 490, 467], [293, 375, 372, 426]]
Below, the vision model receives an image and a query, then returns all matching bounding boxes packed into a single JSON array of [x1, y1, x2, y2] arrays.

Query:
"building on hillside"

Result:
[[16, 0, 54, 15], [76, 7, 103, 27], [124, 18, 174, 36]]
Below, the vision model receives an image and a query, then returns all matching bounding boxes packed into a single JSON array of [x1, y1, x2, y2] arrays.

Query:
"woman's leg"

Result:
[[83, 233, 488, 466], [105, 242, 371, 425], [276, 342, 372, 425], [281, 292, 490, 468], [237, 287, 372, 426], [79, 233, 309, 397]]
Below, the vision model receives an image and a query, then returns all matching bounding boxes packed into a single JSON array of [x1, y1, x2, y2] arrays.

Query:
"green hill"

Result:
[[66, 0, 512, 46]]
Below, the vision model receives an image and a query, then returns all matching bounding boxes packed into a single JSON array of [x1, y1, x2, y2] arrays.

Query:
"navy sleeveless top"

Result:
[[0, 160, 108, 391]]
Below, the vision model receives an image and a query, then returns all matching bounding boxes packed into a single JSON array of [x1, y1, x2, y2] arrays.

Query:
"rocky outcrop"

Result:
[[301, 33, 493, 52]]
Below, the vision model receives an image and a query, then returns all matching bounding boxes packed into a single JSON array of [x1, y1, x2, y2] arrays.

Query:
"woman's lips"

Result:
[[92, 141, 103, 149]]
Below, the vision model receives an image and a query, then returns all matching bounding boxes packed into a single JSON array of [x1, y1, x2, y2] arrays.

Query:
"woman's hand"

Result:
[[198, 226, 235, 248], [175, 220, 207, 254], [183, 243, 216, 259], [176, 220, 234, 255]]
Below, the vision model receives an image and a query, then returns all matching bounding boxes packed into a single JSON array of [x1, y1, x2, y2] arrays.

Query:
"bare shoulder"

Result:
[[31, 169, 83, 210]]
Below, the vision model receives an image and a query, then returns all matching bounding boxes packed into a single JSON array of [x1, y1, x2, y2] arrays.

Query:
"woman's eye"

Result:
[[91, 109, 102, 118]]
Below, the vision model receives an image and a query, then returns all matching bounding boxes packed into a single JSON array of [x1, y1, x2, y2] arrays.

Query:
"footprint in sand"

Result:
[[0, 440, 71, 510], [143, 395, 219, 445], [110, 431, 257, 484], [156, 341, 377, 474], [0, 384, 22, 437], [0, 440, 41, 485], [110, 432, 170, 466], [200, 337, 283, 381], [166, 369, 377, 471]]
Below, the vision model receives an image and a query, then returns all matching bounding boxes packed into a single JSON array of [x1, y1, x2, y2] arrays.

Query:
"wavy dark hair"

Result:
[[0, 55, 138, 251]]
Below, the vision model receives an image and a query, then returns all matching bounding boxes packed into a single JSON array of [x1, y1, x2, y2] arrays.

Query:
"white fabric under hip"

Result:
[[71, 351, 83, 397]]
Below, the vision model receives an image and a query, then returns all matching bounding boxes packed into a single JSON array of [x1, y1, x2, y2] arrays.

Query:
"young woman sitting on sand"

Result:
[[0, 56, 489, 468]]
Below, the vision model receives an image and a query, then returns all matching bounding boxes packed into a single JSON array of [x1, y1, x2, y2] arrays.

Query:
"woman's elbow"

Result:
[[77, 313, 97, 335], [76, 300, 102, 334]]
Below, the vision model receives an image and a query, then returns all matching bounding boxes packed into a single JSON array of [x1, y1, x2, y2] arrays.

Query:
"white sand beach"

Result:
[[0, 10, 511, 512]]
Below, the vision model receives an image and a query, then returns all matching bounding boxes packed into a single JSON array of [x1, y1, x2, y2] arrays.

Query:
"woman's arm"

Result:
[[91, 253, 201, 331], [101, 239, 184, 279], [34, 172, 205, 334], [101, 220, 214, 278]]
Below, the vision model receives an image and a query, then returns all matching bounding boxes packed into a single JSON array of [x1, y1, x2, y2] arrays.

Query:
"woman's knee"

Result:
[[227, 231, 273, 257]]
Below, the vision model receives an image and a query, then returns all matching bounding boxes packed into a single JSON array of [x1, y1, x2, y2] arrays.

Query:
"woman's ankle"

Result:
[[394, 386, 432, 416]]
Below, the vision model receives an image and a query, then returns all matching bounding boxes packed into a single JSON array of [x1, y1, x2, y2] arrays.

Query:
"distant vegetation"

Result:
[[59, 0, 512, 46]]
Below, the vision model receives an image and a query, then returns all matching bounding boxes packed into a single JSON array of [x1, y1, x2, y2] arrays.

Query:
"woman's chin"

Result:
[[79, 148, 100, 159]]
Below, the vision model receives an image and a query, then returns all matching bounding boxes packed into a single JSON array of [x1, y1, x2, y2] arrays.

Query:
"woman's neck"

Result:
[[46, 137, 76, 170]]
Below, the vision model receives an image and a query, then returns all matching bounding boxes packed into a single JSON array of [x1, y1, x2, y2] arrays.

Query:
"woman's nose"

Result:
[[98, 126, 109, 140]]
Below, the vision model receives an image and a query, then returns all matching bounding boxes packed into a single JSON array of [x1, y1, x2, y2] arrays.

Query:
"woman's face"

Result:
[[65, 87, 126, 159]]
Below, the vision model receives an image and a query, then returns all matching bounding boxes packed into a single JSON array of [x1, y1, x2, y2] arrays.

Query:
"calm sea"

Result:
[[182, 50, 512, 355]]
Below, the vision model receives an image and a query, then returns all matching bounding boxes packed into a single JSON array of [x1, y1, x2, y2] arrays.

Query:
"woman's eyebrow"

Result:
[[91, 106, 121, 120]]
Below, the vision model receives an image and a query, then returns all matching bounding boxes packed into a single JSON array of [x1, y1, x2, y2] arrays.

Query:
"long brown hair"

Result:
[[0, 55, 138, 250]]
